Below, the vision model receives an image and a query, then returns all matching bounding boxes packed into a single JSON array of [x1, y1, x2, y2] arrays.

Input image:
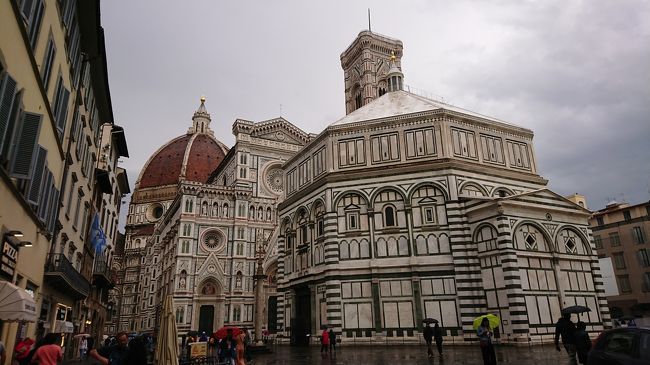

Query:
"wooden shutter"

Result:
[[10, 112, 42, 179], [0, 73, 17, 154], [27, 146, 47, 205]]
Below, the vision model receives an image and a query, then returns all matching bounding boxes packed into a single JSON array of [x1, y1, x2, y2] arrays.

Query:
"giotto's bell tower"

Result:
[[340, 31, 404, 114]]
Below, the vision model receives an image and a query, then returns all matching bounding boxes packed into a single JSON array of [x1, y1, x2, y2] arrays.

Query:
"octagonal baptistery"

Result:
[[126, 99, 228, 245]]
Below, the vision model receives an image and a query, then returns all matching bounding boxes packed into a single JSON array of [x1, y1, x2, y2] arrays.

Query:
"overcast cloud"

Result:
[[101, 0, 650, 226]]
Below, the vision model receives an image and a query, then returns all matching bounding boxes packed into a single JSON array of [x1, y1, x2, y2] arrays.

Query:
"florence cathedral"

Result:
[[110, 30, 609, 344]]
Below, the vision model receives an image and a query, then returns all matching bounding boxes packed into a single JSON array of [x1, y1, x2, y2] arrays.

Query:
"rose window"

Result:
[[204, 234, 221, 249], [267, 168, 283, 193]]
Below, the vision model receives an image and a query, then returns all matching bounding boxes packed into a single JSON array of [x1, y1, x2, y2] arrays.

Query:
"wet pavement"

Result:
[[62, 343, 568, 364], [252, 344, 567, 365]]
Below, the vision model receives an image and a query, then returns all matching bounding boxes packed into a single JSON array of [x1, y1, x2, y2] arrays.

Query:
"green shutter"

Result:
[[27, 146, 47, 205], [0, 73, 17, 156], [10, 112, 42, 179]]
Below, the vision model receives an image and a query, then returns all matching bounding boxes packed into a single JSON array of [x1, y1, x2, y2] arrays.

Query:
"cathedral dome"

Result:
[[135, 98, 229, 190]]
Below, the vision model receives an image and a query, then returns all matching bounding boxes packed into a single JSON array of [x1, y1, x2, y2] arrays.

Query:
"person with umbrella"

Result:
[[422, 320, 435, 358], [433, 322, 444, 357], [555, 308, 581, 365], [475, 315, 498, 365]]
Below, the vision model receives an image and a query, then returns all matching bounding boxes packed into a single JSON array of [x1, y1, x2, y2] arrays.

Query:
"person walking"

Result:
[[235, 332, 247, 365], [219, 331, 235, 365], [477, 318, 497, 365], [433, 323, 444, 357], [573, 322, 591, 365], [554, 313, 577, 365], [0, 339, 6, 365], [320, 328, 330, 354], [423, 324, 434, 358], [31, 333, 62, 365], [328, 329, 337, 352], [14, 337, 34, 365], [89, 332, 129, 365], [79, 337, 88, 360]]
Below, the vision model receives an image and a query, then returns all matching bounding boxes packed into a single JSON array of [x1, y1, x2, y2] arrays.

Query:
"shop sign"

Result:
[[1, 240, 18, 280]]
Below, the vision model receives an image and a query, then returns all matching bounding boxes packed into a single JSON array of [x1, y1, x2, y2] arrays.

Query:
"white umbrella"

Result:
[[73, 333, 91, 339], [0, 281, 36, 322], [155, 295, 179, 365]]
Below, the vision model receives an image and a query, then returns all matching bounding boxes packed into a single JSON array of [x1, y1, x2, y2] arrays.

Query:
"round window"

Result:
[[201, 230, 226, 252], [146, 203, 165, 222], [204, 234, 221, 249], [153, 206, 164, 219], [266, 168, 283, 193]]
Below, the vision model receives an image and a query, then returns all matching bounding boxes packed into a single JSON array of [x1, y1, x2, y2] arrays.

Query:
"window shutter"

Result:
[[37, 170, 52, 222], [28, 0, 44, 49], [27, 146, 47, 205], [0, 73, 17, 154], [20, 0, 35, 20], [56, 87, 70, 137], [10, 112, 42, 179], [47, 185, 60, 233]]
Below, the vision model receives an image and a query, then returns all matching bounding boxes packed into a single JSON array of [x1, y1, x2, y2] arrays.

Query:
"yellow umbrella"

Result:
[[473, 314, 500, 330], [155, 295, 179, 365]]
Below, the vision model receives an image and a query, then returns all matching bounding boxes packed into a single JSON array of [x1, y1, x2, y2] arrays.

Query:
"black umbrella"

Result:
[[561, 305, 591, 314], [187, 330, 199, 337], [422, 318, 439, 324]]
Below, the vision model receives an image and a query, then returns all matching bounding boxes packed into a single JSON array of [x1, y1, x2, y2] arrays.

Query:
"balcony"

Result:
[[93, 257, 115, 289], [44, 254, 90, 299]]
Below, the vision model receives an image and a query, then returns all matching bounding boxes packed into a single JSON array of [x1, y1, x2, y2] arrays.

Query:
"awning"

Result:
[[0, 281, 37, 322]]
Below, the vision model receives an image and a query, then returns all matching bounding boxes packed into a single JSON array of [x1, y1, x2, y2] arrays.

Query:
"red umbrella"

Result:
[[213, 326, 242, 340]]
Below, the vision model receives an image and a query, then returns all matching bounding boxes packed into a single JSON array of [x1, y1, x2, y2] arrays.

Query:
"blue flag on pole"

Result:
[[90, 214, 107, 254]]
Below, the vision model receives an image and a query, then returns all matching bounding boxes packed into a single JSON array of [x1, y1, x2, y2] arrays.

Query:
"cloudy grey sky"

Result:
[[102, 0, 650, 219]]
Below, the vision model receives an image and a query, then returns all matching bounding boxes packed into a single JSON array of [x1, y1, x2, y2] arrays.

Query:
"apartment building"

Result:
[[1, 0, 128, 359], [591, 200, 650, 318]]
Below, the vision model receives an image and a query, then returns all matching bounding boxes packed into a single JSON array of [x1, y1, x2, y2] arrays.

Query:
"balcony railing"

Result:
[[44, 254, 90, 299], [93, 257, 115, 288]]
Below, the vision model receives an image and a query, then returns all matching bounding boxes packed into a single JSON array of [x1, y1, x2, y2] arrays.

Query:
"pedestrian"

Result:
[[200, 331, 208, 342], [554, 313, 577, 365], [433, 323, 444, 357], [219, 330, 235, 365], [79, 337, 88, 360], [86, 336, 95, 354], [423, 324, 434, 358], [573, 322, 591, 365], [320, 327, 330, 354], [0, 339, 6, 365], [477, 318, 497, 365], [14, 337, 34, 365], [186, 335, 194, 361], [124, 335, 148, 365], [31, 333, 62, 365], [328, 329, 337, 352], [235, 331, 247, 365], [89, 332, 129, 365]]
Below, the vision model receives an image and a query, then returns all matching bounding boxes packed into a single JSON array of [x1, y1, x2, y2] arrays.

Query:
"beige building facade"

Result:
[[591, 201, 650, 318], [1, 0, 128, 360]]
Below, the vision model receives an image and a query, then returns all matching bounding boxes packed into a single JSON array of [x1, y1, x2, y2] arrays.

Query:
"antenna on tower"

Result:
[[368, 8, 372, 32]]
